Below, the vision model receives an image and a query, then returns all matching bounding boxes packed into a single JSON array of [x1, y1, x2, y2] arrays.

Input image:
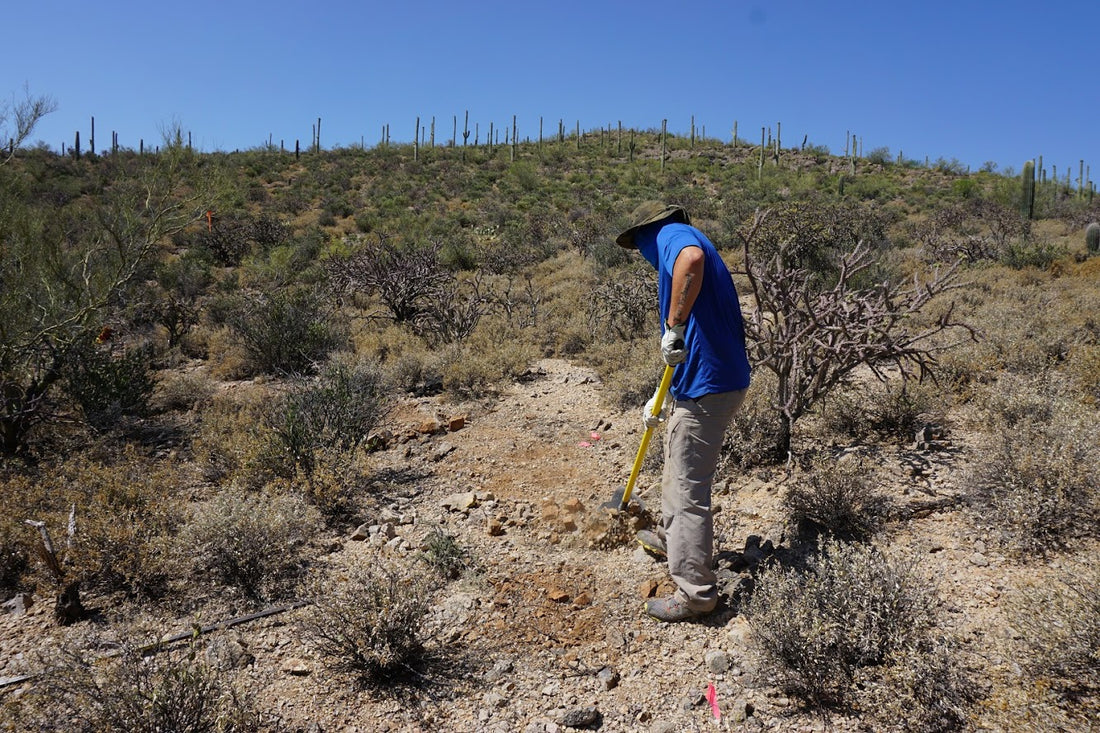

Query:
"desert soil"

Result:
[[0, 357, 1057, 731]]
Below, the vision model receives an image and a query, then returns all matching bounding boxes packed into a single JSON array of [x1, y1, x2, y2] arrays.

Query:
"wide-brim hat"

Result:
[[615, 201, 690, 248]]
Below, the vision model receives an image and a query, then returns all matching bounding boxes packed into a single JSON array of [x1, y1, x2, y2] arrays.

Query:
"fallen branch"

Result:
[[0, 598, 313, 693]]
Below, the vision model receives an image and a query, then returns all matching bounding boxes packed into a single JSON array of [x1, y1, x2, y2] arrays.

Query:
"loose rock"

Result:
[[706, 649, 730, 674], [560, 706, 599, 728]]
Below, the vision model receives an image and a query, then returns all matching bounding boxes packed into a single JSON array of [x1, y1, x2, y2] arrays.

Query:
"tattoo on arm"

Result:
[[671, 272, 695, 325]]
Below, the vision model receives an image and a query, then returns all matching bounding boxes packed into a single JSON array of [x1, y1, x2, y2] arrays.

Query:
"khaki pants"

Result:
[[660, 388, 747, 611]]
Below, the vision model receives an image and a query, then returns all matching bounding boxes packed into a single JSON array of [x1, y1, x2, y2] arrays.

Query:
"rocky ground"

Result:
[[0, 357, 1067, 731]]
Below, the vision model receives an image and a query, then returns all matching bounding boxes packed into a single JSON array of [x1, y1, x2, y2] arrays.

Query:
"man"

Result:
[[615, 201, 751, 622]]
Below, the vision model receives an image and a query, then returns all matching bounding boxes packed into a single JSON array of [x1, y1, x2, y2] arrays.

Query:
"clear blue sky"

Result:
[[5, 0, 1097, 177]]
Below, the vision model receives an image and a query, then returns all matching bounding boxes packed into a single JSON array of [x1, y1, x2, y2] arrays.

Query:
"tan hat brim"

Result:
[[615, 204, 688, 248]]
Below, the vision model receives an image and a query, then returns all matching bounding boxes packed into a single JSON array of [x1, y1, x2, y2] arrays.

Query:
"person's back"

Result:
[[652, 222, 750, 400]]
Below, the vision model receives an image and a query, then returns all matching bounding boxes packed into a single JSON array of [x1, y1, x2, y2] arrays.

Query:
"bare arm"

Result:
[[667, 245, 704, 328]]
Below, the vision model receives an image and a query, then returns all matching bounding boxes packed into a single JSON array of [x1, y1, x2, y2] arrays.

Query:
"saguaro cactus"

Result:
[[1021, 160, 1036, 220], [1086, 222, 1100, 254]]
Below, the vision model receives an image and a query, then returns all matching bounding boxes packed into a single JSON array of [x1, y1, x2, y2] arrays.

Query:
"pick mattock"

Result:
[[601, 364, 674, 512]]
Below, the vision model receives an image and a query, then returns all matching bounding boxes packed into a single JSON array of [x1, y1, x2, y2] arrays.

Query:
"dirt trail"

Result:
[[1, 357, 1045, 731]]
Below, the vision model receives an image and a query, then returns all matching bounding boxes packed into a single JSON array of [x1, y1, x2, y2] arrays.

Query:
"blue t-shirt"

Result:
[[636, 222, 751, 399]]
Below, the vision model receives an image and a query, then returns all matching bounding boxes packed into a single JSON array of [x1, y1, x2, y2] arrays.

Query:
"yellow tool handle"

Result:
[[619, 364, 675, 509]]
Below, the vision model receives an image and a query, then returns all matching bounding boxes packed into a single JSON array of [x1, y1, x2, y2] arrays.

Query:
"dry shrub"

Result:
[[784, 457, 891, 541], [197, 324, 253, 381], [586, 262, 655, 343], [962, 266, 1099, 378], [301, 560, 438, 686], [353, 323, 443, 395], [930, 339, 998, 400], [857, 636, 979, 733], [717, 369, 787, 471], [179, 487, 320, 602], [588, 340, 664, 411], [530, 250, 598, 355], [821, 379, 944, 443], [439, 328, 535, 400], [746, 540, 973, 726], [3, 638, 261, 732], [0, 512, 30, 595], [151, 370, 216, 413], [1068, 344, 1100, 404], [191, 388, 272, 488], [980, 560, 1100, 730], [968, 378, 1100, 556], [47, 451, 184, 599], [1011, 560, 1100, 698]]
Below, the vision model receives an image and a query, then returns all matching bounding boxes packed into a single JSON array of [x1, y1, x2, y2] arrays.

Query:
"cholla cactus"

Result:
[[1086, 222, 1100, 253]]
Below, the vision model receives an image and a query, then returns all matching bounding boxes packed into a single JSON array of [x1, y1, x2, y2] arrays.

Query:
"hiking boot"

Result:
[[644, 595, 711, 623], [636, 529, 667, 559]]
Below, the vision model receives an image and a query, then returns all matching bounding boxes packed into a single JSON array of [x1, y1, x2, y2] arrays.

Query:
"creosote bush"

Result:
[[264, 355, 388, 477], [62, 342, 155, 432], [3, 639, 261, 732], [784, 457, 891, 541], [301, 560, 437, 686], [218, 287, 346, 376], [746, 540, 973, 726]]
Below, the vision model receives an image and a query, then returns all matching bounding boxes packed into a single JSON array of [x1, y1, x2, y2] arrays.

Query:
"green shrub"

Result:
[[999, 236, 1063, 269], [419, 528, 475, 580], [264, 356, 388, 476], [62, 342, 155, 432], [301, 560, 437, 685], [179, 487, 320, 602], [220, 287, 346, 376], [197, 216, 253, 266], [784, 457, 891, 541]]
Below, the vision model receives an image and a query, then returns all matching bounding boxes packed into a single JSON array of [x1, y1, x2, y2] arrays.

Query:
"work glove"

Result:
[[642, 386, 671, 429], [660, 323, 686, 366]]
